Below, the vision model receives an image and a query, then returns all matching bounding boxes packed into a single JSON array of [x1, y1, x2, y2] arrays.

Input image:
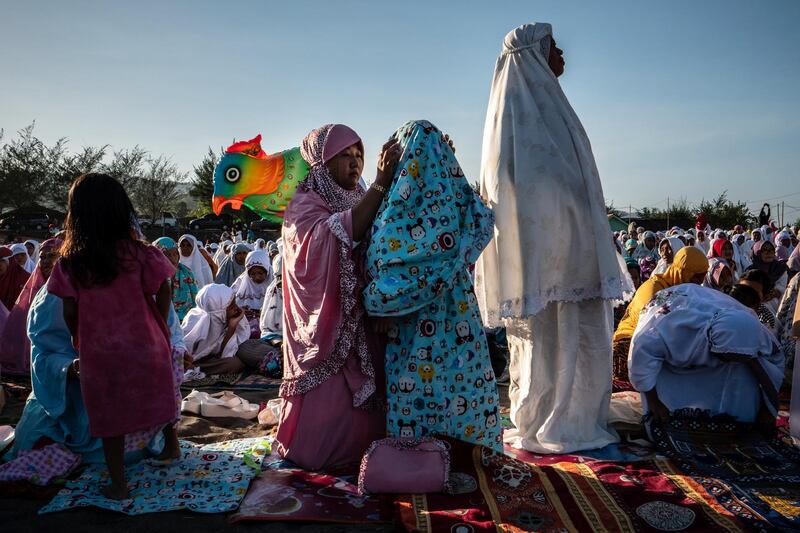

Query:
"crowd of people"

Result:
[[0, 22, 798, 502]]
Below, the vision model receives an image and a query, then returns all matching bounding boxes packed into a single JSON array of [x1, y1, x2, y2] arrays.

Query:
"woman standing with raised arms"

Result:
[[275, 124, 401, 470], [475, 23, 626, 453]]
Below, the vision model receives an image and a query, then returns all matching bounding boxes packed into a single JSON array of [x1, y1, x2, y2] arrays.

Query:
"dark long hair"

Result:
[[60, 173, 138, 288]]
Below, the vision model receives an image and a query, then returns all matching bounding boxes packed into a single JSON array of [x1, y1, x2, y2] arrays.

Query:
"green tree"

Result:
[[130, 155, 186, 223], [696, 192, 754, 229], [190, 147, 220, 214], [103, 146, 148, 192], [0, 123, 57, 209], [50, 144, 108, 207]]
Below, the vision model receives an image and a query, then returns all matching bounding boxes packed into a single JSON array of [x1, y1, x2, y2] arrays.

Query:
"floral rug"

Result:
[[180, 371, 280, 391], [396, 437, 744, 532], [651, 412, 800, 530], [39, 437, 271, 515]]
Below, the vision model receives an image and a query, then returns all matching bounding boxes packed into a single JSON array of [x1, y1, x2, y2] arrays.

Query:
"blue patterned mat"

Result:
[[40, 437, 271, 515]]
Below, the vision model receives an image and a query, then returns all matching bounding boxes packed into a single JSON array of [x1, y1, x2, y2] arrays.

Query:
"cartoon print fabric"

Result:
[[364, 120, 501, 450], [40, 438, 271, 515]]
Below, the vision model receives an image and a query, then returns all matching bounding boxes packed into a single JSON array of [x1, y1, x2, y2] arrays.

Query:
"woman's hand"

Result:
[[182, 352, 194, 370], [376, 139, 402, 186], [228, 308, 245, 329]]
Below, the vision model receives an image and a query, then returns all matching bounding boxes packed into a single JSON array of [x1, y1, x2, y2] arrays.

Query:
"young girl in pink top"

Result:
[[49, 173, 180, 500]]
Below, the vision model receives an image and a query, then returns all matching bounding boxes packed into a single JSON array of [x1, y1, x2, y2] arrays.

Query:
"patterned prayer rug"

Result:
[[651, 413, 800, 530], [180, 371, 280, 391], [180, 371, 243, 389], [39, 437, 271, 515], [396, 438, 744, 532], [229, 454, 393, 524], [231, 372, 282, 391]]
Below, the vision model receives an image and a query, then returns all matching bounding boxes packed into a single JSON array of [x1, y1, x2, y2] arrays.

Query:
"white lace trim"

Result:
[[483, 276, 624, 327]]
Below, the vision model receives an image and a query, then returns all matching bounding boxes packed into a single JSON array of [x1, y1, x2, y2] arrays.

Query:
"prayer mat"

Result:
[[651, 412, 800, 530], [396, 437, 744, 532], [231, 372, 282, 391], [180, 371, 279, 391], [507, 442, 656, 466], [39, 437, 271, 515], [229, 454, 393, 525], [180, 371, 243, 389]]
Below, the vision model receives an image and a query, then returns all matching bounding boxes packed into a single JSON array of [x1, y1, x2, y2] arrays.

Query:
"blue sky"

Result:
[[1, 0, 799, 220]]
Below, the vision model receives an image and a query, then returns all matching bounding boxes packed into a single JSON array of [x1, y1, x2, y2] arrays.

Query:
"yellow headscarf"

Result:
[[614, 247, 709, 341]]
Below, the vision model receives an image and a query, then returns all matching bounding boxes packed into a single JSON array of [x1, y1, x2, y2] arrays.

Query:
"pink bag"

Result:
[[357, 437, 451, 495]]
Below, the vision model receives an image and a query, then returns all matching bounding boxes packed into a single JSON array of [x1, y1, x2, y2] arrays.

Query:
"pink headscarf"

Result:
[[300, 123, 365, 213], [281, 125, 377, 406], [0, 238, 62, 375]]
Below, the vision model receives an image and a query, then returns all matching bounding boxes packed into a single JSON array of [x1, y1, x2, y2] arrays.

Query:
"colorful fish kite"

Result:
[[212, 134, 309, 224]]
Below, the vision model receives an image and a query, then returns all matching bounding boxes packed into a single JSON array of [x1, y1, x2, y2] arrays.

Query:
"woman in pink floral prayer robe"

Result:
[[276, 124, 401, 470]]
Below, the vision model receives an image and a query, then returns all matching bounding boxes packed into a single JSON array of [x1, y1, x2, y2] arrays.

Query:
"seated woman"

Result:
[[10, 243, 35, 273], [364, 120, 501, 450], [750, 240, 788, 316], [24, 239, 40, 267], [178, 234, 214, 288], [612, 246, 708, 381], [0, 246, 31, 311], [213, 239, 233, 266], [230, 249, 272, 337], [154, 237, 199, 322], [181, 283, 272, 374], [215, 243, 250, 286], [629, 283, 783, 439], [625, 257, 642, 289], [260, 253, 283, 339], [276, 123, 400, 471], [702, 258, 733, 292], [7, 285, 187, 463], [0, 238, 61, 376], [710, 238, 738, 279], [652, 237, 684, 276], [633, 231, 659, 262]]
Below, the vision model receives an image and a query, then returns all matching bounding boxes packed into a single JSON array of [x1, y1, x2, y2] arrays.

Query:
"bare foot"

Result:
[[156, 432, 181, 460], [101, 482, 129, 500], [156, 445, 181, 461]]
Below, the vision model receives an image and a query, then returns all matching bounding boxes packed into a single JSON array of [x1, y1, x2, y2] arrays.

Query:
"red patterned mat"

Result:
[[396, 438, 744, 532]]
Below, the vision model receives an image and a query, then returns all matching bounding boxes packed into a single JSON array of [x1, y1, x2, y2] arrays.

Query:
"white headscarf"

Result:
[[653, 237, 685, 275], [9, 243, 34, 273], [260, 253, 283, 337], [214, 239, 233, 265], [24, 240, 40, 266], [231, 250, 272, 310], [178, 234, 213, 288], [254, 238, 266, 250], [474, 23, 623, 324], [181, 284, 250, 361]]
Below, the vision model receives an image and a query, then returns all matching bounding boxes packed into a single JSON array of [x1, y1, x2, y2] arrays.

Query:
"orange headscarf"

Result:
[[614, 247, 709, 341]]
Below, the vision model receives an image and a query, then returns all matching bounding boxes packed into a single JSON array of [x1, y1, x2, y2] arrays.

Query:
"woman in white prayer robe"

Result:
[[475, 23, 625, 454], [629, 284, 784, 439]]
